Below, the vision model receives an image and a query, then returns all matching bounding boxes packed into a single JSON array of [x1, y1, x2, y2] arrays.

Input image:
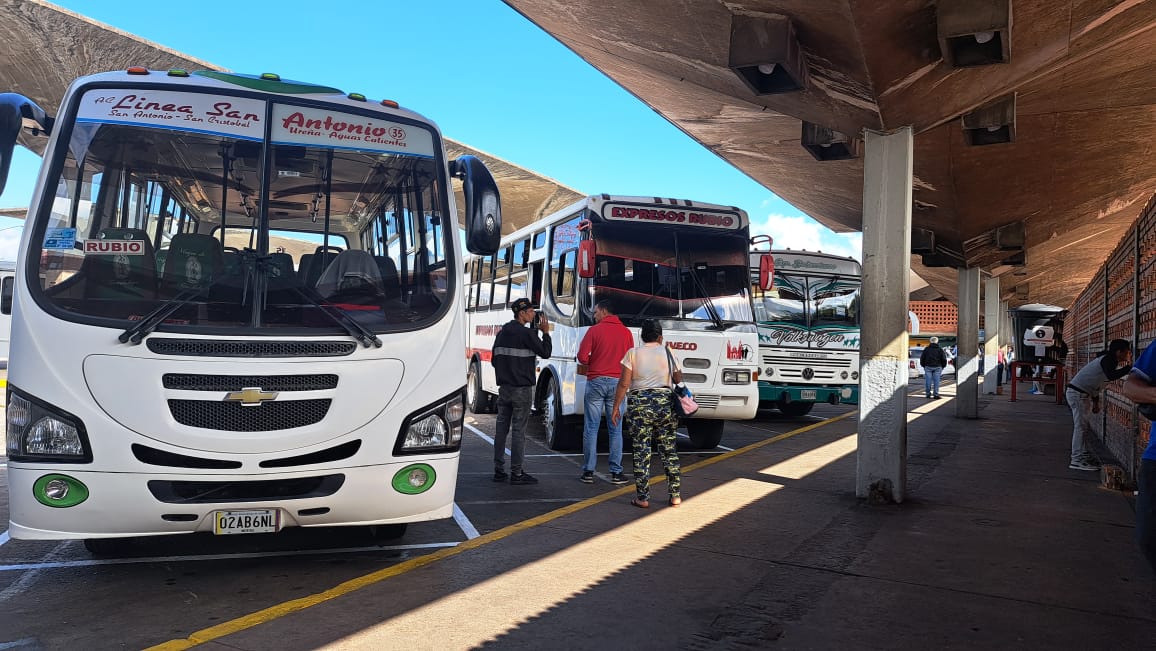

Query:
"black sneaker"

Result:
[[510, 472, 538, 485], [579, 471, 594, 484], [610, 472, 630, 485], [492, 469, 508, 482]]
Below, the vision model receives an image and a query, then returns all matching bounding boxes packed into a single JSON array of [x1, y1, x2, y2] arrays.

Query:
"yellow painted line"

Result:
[[147, 410, 857, 650]]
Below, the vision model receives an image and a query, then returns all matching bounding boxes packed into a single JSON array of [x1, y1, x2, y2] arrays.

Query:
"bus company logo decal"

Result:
[[726, 341, 753, 360], [668, 341, 697, 351], [281, 112, 409, 148], [83, 240, 145, 255], [765, 327, 846, 348], [224, 387, 279, 406], [607, 206, 737, 228]]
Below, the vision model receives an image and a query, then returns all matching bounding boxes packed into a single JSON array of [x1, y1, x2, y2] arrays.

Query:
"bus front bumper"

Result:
[[759, 382, 858, 405], [6, 458, 459, 540]]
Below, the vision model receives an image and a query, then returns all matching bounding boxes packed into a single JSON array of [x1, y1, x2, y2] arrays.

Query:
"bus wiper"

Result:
[[686, 263, 732, 331], [118, 289, 203, 344], [290, 286, 382, 348]]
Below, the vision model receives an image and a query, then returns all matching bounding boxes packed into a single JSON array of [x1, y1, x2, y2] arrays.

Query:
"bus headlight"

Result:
[[841, 371, 849, 380], [6, 388, 90, 462], [851, 371, 859, 381], [722, 370, 751, 385], [395, 390, 465, 454]]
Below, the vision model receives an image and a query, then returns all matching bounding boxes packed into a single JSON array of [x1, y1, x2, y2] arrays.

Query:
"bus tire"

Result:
[[778, 402, 814, 418], [685, 419, 724, 449], [369, 523, 408, 542], [83, 538, 123, 557], [542, 374, 578, 450], [467, 361, 493, 414]]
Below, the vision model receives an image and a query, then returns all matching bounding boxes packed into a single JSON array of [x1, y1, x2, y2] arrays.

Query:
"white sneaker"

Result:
[[1069, 460, 1100, 471]]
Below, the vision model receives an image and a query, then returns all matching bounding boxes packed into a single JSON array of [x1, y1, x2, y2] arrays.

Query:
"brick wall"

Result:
[[1065, 194, 1156, 478], [910, 300, 958, 334]]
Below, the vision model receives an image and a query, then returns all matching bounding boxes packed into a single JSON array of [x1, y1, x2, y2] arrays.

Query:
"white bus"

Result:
[[465, 195, 760, 450], [0, 69, 501, 547], [750, 239, 862, 416]]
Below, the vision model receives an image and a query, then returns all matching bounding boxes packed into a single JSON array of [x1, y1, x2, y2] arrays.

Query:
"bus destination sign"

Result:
[[602, 203, 742, 230]]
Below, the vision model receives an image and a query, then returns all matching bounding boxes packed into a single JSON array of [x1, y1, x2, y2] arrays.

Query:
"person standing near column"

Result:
[[491, 298, 552, 485], [1123, 343, 1156, 573], [576, 299, 635, 485], [920, 337, 948, 399], [1065, 339, 1132, 471]]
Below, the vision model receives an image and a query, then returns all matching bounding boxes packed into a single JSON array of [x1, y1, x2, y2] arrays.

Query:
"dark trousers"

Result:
[[997, 362, 1005, 385], [494, 385, 533, 474], [1138, 459, 1156, 574]]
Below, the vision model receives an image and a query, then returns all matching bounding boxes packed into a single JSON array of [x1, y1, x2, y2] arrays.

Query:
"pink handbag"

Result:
[[665, 348, 699, 417]]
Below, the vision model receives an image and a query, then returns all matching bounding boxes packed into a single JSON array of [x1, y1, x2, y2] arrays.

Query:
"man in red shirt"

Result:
[[577, 299, 635, 484]]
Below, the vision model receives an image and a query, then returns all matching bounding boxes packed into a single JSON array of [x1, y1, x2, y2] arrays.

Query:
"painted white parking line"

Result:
[[452, 503, 480, 540], [0, 541, 461, 573], [0, 531, 9, 548], [456, 498, 586, 506], [466, 423, 509, 457]]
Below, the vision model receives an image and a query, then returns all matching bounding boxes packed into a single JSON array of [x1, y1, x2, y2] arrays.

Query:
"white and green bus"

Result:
[[0, 69, 500, 548], [749, 239, 861, 416]]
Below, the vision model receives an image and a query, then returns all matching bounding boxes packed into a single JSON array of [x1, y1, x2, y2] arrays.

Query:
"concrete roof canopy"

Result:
[[502, 0, 1156, 308], [0, 0, 584, 235]]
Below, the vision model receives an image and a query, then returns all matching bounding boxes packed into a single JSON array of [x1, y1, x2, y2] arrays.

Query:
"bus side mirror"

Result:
[[0, 93, 51, 195], [450, 155, 501, 256], [759, 253, 774, 290], [578, 240, 596, 278]]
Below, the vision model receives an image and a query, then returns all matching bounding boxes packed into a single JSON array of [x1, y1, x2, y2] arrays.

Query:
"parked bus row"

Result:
[[461, 199, 863, 449]]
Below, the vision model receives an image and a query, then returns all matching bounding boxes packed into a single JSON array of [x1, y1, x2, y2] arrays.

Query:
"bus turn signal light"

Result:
[[126, 67, 149, 75]]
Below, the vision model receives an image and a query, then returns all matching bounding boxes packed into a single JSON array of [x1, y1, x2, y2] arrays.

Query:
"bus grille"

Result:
[[147, 474, 345, 504], [762, 355, 852, 368], [694, 394, 721, 409], [168, 399, 331, 431], [163, 374, 339, 392], [148, 339, 356, 358]]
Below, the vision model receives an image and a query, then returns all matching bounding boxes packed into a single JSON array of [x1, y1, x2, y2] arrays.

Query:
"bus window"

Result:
[[491, 246, 510, 307], [551, 216, 581, 316], [533, 231, 546, 249], [476, 253, 494, 309]]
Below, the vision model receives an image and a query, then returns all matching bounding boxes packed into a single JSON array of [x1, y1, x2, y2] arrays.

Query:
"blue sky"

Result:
[[0, 0, 862, 261]]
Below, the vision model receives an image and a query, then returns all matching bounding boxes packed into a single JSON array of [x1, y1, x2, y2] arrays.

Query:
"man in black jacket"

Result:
[[920, 337, 948, 399], [491, 297, 552, 485]]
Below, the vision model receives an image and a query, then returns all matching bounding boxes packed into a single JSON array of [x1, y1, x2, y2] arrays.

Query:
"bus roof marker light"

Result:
[[380, 99, 399, 108], [168, 69, 190, 77], [126, 67, 149, 75], [260, 73, 281, 81], [348, 93, 367, 101]]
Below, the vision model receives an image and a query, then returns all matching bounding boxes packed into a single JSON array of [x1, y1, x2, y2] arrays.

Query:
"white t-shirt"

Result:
[[621, 343, 681, 390]]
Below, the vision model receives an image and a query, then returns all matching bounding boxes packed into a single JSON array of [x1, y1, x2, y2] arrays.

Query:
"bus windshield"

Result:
[[31, 92, 451, 335], [591, 222, 751, 324], [752, 274, 861, 328]]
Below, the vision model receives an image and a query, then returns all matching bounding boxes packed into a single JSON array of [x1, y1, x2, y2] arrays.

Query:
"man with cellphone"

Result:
[[491, 297, 552, 485]]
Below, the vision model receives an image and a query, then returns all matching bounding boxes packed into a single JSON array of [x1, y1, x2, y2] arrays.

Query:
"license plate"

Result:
[[213, 509, 281, 535], [800, 389, 817, 400]]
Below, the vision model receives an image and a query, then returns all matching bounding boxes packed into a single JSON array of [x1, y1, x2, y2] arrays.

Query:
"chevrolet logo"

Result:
[[224, 387, 278, 406]]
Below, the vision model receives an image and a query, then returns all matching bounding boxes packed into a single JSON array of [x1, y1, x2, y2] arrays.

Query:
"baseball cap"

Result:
[[510, 297, 534, 314]]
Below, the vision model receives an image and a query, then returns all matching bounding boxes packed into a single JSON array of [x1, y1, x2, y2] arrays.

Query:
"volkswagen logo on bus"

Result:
[[802, 368, 815, 380], [224, 387, 279, 407]]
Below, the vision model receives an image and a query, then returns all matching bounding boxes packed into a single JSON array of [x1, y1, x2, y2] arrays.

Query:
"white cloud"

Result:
[[0, 228, 21, 261], [750, 213, 862, 261]]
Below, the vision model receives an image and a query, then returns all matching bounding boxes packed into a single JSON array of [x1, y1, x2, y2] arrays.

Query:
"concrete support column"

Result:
[[856, 127, 912, 503], [956, 267, 981, 418], [983, 277, 1001, 394]]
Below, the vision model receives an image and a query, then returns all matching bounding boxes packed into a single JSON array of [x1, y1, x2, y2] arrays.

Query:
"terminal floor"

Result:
[[161, 383, 1154, 650]]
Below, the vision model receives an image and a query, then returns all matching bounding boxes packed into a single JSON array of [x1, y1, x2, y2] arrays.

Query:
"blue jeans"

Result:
[[924, 367, 943, 397], [1138, 459, 1156, 574], [582, 376, 624, 474]]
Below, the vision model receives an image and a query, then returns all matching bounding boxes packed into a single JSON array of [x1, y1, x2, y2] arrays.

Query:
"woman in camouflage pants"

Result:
[[611, 319, 682, 508]]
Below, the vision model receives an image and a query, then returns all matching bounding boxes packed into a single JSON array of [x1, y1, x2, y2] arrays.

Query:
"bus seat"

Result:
[[82, 228, 157, 299], [161, 233, 223, 294], [266, 252, 300, 289], [302, 247, 340, 290], [316, 250, 383, 301], [375, 255, 401, 299]]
